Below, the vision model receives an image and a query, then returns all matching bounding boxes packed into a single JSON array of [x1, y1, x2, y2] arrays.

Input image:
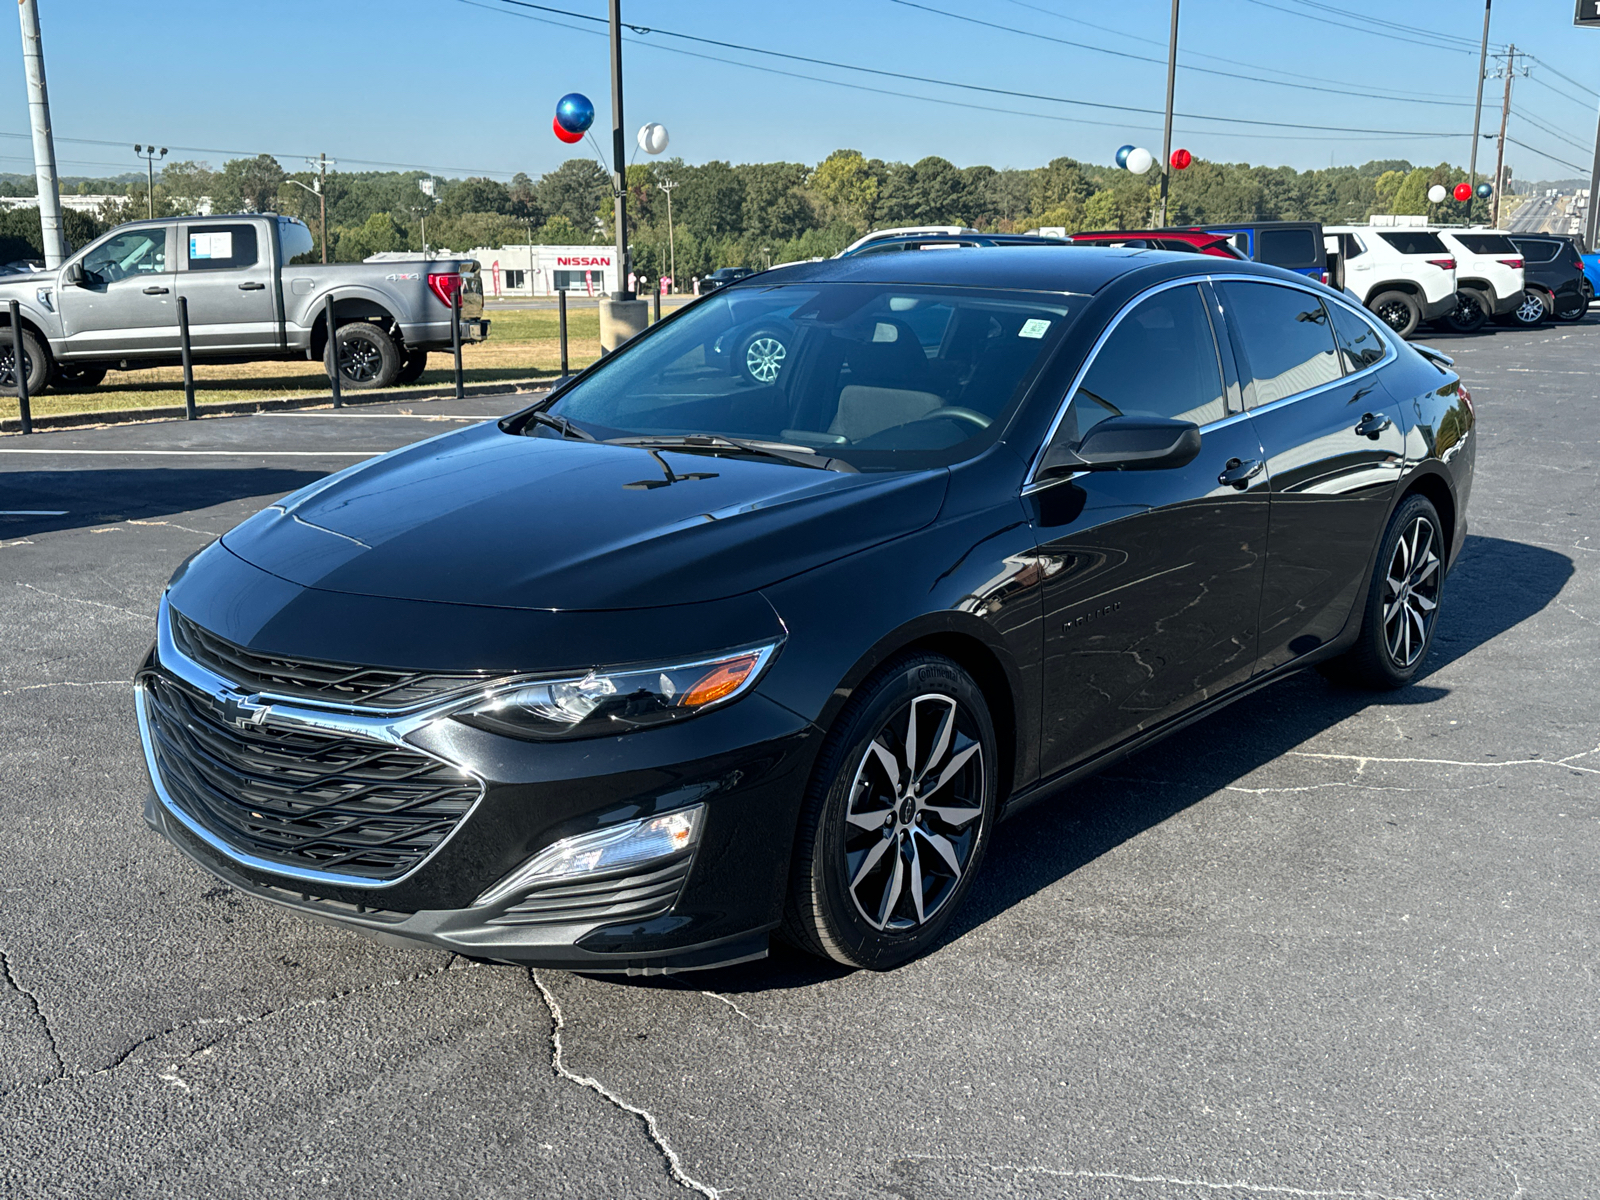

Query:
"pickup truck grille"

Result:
[[143, 673, 481, 881], [170, 608, 486, 711]]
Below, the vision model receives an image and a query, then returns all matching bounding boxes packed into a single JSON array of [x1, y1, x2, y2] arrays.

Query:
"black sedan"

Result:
[[696, 266, 755, 296], [138, 247, 1475, 973]]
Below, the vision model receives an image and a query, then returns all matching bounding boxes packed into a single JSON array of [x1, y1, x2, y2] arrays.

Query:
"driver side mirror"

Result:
[[1038, 415, 1202, 479], [62, 261, 85, 286]]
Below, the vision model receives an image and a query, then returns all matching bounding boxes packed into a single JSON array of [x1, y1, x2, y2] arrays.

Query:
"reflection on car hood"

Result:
[[221, 423, 948, 611]]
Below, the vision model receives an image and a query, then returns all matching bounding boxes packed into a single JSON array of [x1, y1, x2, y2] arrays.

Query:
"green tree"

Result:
[[536, 214, 585, 244], [160, 160, 215, 216], [535, 159, 609, 233], [439, 176, 512, 216], [676, 161, 745, 239], [335, 211, 407, 261], [211, 154, 287, 214], [807, 149, 879, 233], [739, 161, 811, 241]]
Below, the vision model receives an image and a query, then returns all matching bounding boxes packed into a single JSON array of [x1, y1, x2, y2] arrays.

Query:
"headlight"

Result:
[[454, 641, 780, 740]]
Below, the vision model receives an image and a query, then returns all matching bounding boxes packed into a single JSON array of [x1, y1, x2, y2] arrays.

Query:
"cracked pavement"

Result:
[[1, 319, 1596, 1198]]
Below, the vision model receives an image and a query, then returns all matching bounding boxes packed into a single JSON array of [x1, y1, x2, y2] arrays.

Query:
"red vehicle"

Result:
[[1068, 229, 1246, 259]]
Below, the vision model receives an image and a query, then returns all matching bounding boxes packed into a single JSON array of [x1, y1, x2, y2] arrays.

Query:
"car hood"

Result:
[[221, 422, 948, 611]]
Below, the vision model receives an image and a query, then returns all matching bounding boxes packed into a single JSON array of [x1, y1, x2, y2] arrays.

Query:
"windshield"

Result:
[[544, 282, 1079, 469]]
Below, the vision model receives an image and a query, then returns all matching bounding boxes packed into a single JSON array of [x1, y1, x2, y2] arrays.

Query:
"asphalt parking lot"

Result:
[[1, 319, 1596, 1200]]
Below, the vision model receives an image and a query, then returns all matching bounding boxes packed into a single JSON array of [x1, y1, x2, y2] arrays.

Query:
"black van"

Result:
[[1181, 221, 1328, 283]]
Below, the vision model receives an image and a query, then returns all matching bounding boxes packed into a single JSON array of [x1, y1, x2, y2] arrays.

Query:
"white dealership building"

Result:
[[462, 244, 627, 297]]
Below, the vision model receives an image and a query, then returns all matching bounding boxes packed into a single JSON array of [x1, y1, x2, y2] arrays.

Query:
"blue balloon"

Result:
[[1115, 144, 1135, 168], [1476, 182, 1493, 199], [555, 93, 595, 135]]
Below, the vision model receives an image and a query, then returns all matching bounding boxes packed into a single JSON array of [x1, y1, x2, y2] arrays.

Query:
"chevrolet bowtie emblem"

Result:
[[217, 691, 271, 729]]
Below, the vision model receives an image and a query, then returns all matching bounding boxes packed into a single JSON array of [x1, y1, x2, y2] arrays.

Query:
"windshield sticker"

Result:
[[1019, 318, 1051, 339], [190, 232, 233, 261]]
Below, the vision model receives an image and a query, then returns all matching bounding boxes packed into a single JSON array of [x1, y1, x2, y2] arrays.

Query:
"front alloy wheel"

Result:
[[1382, 516, 1441, 669], [1510, 290, 1548, 327], [783, 654, 997, 969]]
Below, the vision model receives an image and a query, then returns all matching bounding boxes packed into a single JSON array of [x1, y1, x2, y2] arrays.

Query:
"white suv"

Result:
[[1431, 228, 1526, 331], [1325, 225, 1458, 338]]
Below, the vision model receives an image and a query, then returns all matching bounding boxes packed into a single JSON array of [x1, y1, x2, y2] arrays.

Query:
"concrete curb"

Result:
[[0, 378, 554, 435]]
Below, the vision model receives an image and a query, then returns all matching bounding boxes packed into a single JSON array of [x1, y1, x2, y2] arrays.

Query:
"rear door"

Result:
[[1031, 281, 1269, 775], [1214, 280, 1407, 671], [175, 219, 280, 352], [56, 225, 178, 359]]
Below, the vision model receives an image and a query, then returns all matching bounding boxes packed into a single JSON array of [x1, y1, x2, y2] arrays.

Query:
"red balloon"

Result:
[[1453, 182, 1473, 202], [1170, 148, 1192, 170], [553, 114, 583, 145]]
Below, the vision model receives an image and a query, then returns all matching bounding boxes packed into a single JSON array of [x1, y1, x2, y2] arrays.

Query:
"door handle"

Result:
[[1354, 411, 1393, 438], [142, 285, 169, 295], [1218, 457, 1264, 488], [237, 281, 266, 291]]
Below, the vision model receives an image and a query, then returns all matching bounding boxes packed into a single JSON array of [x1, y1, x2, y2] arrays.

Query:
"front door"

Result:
[[175, 220, 279, 352], [56, 225, 177, 360], [1212, 280, 1407, 672], [1032, 282, 1270, 777]]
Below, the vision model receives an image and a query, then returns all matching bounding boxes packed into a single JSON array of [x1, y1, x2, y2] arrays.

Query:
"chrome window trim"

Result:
[[139, 594, 488, 890]]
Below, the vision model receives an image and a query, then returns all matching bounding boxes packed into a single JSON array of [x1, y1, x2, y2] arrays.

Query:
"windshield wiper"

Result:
[[605, 435, 857, 473], [526, 411, 597, 441]]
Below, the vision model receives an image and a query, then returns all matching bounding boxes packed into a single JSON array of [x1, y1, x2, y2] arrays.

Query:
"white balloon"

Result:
[[1427, 184, 1447, 203], [636, 123, 670, 155], [1125, 147, 1154, 175]]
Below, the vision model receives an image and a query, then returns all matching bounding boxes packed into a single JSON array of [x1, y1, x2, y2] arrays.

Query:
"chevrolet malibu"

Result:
[[138, 247, 1474, 973]]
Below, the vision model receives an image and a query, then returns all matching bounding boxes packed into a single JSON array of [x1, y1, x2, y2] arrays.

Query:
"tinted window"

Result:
[[1338, 233, 1366, 260], [1452, 234, 1517, 256], [81, 228, 166, 282], [1060, 284, 1227, 446], [547, 283, 1079, 470], [1377, 231, 1448, 255], [1328, 301, 1387, 373], [1218, 281, 1340, 406], [1259, 227, 1319, 268], [185, 224, 258, 271], [1510, 238, 1560, 263]]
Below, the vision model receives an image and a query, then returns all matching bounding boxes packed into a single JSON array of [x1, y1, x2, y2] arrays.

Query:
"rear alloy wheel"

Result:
[[325, 322, 400, 390], [783, 655, 997, 969], [1505, 290, 1549, 328], [1318, 494, 1444, 690], [1369, 290, 1421, 339], [1441, 289, 1489, 333], [736, 329, 788, 384]]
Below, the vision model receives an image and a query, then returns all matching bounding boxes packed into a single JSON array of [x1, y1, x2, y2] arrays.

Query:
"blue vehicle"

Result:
[[1186, 222, 1329, 284], [1581, 251, 1600, 304]]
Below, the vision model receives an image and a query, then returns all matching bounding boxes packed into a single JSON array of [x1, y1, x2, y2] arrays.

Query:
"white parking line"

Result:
[[0, 449, 374, 456]]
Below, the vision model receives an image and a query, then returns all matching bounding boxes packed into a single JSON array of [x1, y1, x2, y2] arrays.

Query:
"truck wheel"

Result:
[[50, 364, 106, 391], [1499, 290, 1549, 328], [395, 349, 429, 385], [1440, 289, 1489, 334], [325, 322, 400, 389], [0, 327, 51, 396], [1369, 291, 1420, 338]]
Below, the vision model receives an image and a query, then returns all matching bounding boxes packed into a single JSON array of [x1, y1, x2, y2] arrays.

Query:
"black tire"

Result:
[[1368, 290, 1421, 339], [1500, 289, 1549, 328], [1318, 494, 1445, 690], [1581, 276, 1594, 306], [49, 364, 107, 391], [733, 327, 789, 385], [0, 327, 52, 396], [1441, 289, 1489, 333], [1552, 290, 1588, 323], [394, 349, 429, 385], [781, 654, 999, 970], [325, 322, 400, 390]]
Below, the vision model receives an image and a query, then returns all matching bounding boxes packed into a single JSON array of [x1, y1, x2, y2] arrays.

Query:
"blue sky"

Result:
[[4, 0, 1597, 182]]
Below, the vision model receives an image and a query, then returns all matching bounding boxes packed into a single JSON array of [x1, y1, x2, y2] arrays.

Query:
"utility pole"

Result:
[[1491, 45, 1521, 228], [16, 0, 65, 267], [657, 179, 677, 289], [134, 144, 167, 220], [317, 154, 328, 263], [1587, 99, 1600, 251], [1157, 0, 1180, 227], [1467, 0, 1491, 209], [609, 0, 630, 300]]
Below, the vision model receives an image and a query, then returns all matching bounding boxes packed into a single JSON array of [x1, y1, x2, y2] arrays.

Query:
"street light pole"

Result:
[[609, 0, 630, 300], [134, 144, 166, 220], [16, 0, 65, 268], [1158, 0, 1180, 227], [657, 179, 677, 289]]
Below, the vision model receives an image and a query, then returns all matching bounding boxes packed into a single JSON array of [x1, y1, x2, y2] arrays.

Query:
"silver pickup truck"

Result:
[[0, 214, 487, 394]]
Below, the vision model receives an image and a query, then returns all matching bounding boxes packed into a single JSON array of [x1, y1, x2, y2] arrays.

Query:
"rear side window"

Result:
[[185, 225, 259, 271], [1453, 234, 1517, 256], [1064, 284, 1228, 440], [1218, 281, 1341, 406], [1377, 231, 1448, 255], [1338, 233, 1366, 260], [1511, 238, 1560, 263], [1328, 302, 1387, 373], [1258, 227, 1319, 268]]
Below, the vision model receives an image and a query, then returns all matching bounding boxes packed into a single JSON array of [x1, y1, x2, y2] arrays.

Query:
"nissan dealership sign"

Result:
[[463, 244, 620, 296]]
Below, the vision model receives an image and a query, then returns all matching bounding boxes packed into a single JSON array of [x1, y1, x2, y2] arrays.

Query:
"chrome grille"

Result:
[[487, 856, 692, 927], [143, 674, 481, 881], [169, 608, 487, 711]]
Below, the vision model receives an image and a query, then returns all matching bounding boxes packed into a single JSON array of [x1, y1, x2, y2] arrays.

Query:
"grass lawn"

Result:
[[0, 307, 607, 422]]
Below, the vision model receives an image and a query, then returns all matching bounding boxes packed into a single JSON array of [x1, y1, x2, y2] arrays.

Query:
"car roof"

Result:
[[739, 244, 1287, 295]]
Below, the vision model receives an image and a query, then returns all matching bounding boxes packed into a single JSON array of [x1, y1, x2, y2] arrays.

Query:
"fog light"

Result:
[[472, 804, 705, 909]]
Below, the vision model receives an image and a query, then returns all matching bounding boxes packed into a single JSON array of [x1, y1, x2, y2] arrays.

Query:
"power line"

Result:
[[1523, 54, 1600, 100], [1238, 0, 1479, 55], [1514, 108, 1591, 155], [1503, 135, 1586, 175], [1264, 0, 1485, 51], [890, 0, 1475, 109], [1525, 73, 1597, 113], [486, 0, 1465, 138]]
